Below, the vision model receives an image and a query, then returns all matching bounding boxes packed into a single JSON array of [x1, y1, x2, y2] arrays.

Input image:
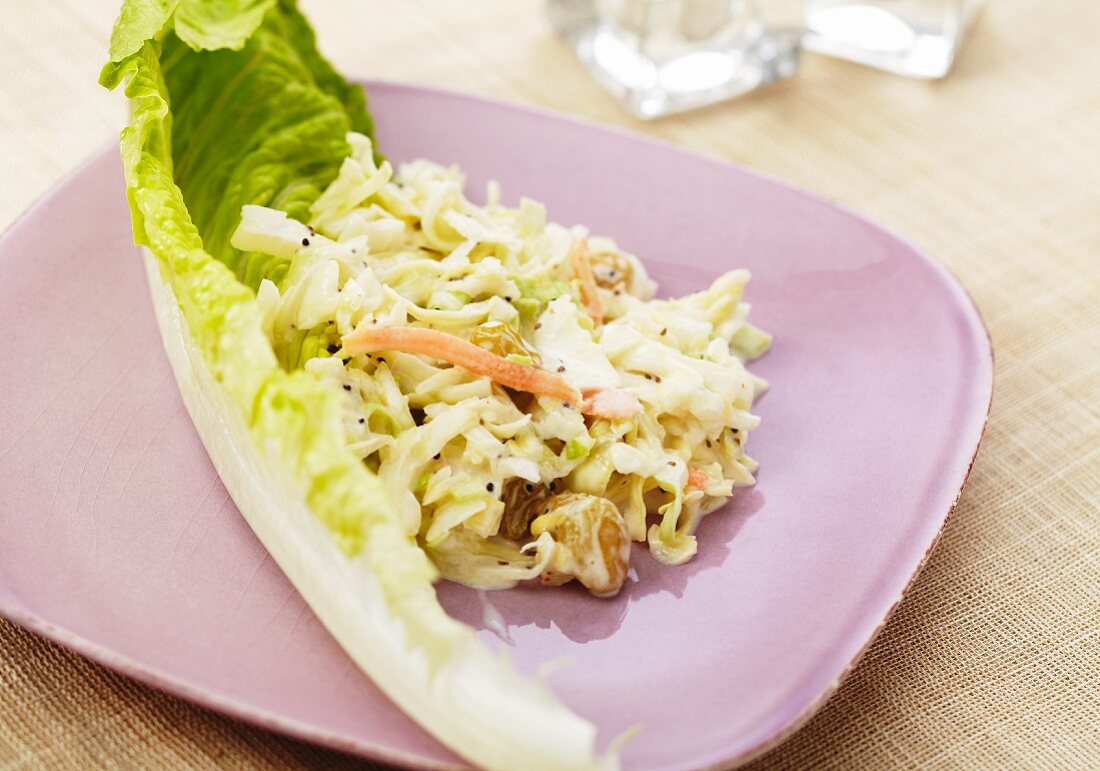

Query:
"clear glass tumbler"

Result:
[[548, 0, 803, 119], [803, 0, 982, 78]]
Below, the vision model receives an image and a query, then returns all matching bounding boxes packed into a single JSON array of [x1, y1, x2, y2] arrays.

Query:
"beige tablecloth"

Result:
[[2, 1, 1098, 768]]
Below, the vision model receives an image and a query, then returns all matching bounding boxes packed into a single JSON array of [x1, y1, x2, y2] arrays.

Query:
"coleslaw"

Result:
[[232, 134, 770, 597]]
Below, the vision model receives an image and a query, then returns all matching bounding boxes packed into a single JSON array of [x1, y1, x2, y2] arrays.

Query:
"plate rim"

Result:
[[0, 78, 994, 771]]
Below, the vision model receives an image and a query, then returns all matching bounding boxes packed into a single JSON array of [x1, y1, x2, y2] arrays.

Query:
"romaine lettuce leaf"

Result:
[[100, 2, 605, 768], [104, 0, 375, 290], [174, 0, 275, 51], [106, 0, 178, 62], [107, 0, 273, 60]]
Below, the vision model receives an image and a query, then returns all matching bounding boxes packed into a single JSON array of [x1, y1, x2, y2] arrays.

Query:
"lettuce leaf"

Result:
[[103, 0, 375, 290], [100, 2, 605, 768], [174, 0, 275, 50], [107, 0, 178, 61]]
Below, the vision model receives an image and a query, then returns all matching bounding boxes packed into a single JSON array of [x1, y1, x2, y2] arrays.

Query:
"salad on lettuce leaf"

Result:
[[100, 1, 768, 768]]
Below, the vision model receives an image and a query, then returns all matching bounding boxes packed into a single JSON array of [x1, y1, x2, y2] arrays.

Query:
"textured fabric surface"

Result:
[[2, 1, 1098, 768]]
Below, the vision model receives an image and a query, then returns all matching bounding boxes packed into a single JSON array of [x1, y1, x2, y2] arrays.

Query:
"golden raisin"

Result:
[[499, 478, 553, 541], [530, 492, 631, 597], [587, 250, 635, 291]]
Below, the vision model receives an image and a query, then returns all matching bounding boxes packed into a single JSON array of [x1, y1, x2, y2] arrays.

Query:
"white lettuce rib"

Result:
[[142, 250, 609, 771]]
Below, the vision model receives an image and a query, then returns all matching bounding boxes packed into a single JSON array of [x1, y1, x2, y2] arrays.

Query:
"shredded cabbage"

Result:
[[236, 130, 769, 577]]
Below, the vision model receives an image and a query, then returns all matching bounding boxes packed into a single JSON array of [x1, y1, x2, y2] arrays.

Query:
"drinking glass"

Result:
[[548, 0, 803, 119], [803, 0, 982, 78]]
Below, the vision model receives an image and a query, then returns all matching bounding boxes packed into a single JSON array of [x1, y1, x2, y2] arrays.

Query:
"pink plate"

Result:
[[0, 81, 991, 770]]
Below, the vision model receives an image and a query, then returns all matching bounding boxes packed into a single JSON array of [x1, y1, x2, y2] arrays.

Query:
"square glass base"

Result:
[[549, 0, 802, 119], [803, 0, 982, 79]]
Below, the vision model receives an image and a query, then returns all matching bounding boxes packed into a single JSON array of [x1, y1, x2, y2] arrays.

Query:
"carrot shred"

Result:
[[569, 237, 604, 325], [686, 469, 709, 489], [342, 326, 582, 406]]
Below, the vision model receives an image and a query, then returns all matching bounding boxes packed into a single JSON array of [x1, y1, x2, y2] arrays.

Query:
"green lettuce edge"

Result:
[[100, 3, 452, 638]]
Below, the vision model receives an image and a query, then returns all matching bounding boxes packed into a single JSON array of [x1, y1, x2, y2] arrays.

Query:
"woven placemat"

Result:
[[2, 1, 1098, 768]]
